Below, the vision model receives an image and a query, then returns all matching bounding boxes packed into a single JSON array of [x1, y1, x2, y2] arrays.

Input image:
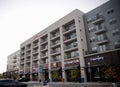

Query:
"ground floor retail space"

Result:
[[85, 49, 120, 82]]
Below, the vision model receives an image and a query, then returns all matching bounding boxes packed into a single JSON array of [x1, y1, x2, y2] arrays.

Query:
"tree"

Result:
[[70, 68, 79, 82], [0, 74, 3, 79], [52, 71, 59, 81], [104, 64, 118, 81]]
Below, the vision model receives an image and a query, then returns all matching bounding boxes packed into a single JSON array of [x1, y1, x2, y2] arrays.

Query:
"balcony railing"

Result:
[[64, 34, 76, 41], [65, 53, 79, 59], [51, 32, 60, 38], [63, 25, 76, 33], [41, 38, 48, 44], [96, 37, 108, 45], [92, 15, 104, 25], [41, 45, 48, 50], [41, 53, 48, 57], [64, 43, 77, 50], [94, 25, 106, 34]]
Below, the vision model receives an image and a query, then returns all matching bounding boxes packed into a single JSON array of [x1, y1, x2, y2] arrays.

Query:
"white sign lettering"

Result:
[[90, 56, 104, 61], [64, 59, 79, 65]]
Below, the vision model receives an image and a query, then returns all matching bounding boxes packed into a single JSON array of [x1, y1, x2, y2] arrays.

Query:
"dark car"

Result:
[[18, 77, 30, 82], [0, 79, 27, 87]]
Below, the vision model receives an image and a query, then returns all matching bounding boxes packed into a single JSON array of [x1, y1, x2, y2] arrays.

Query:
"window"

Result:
[[99, 44, 107, 52], [92, 47, 97, 53], [90, 36, 96, 42], [109, 18, 117, 25], [87, 18, 92, 23], [112, 28, 120, 36], [97, 34, 106, 41], [71, 50, 79, 57], [88, 27, 95, 32], [114, 40, 120, 48], [52, 55, 61, 61], [107, 8, 114, 14], [95, 23, 104, 30]]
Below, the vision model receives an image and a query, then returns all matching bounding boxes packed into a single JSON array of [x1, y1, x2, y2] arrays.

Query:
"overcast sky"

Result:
[[0, 0, 109, 73]]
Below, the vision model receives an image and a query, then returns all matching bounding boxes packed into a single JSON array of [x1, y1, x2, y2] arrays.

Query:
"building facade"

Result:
[[20, 9, 88, 82], [84, 0, 120, 82], [7, 50, 20, 79], [7, 0, 120, 82]]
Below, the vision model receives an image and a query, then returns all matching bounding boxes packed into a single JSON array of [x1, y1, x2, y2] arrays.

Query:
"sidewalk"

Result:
[[33, 85, 49, 87], [43, 85, 49, 87]]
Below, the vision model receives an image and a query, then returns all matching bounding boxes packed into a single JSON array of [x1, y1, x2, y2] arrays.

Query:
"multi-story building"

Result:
[[84, 0, 120, 82], [10, 0, 120, 82], [7, 50, 20, 79], [20, 9, 88, 82]]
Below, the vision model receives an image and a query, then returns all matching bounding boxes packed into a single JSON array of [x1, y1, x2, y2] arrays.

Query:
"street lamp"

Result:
[[87, 62, 92, 82]]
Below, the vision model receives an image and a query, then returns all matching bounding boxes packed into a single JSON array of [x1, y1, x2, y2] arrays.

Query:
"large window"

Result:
[[99, 44, 107, 52], [97, 34, 106, 41]]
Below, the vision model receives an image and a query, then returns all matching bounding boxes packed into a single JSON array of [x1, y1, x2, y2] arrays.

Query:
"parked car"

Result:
[[18, 77, 30, 82], [0, 79, 27, 87]]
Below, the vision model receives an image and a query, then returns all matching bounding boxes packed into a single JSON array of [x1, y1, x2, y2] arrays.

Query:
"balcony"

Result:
[[32, 56, 38, 61], [32, 43, 39, 49], [64, 45, 78, 52], [63, 25, 76, 33], [32, 50, 38, 55], [25, 67, 30, 73], [51, 50, 61, 56], [51, 48, 61, 54], [65, 53, 79, 59], [51, 56, 61, 62], [41, 36, 48, 45], [26, 47, 31, 52], [20, 61, 24, 64], [94, 25, 106, 34], [96, 38, 108, 45], [40, 54, 48, 58], [40, 59, 48, 64], [92, 15, 104, 25], [26, 58, 31, 62], [65, 42, 77, 49], [50, 33, 60, 40], [51, 42, 60, 48], [41, 48, 48, 52], [21, 51, 25, 55], [63, 35, 77, 43], [21, 55, 25, 59]]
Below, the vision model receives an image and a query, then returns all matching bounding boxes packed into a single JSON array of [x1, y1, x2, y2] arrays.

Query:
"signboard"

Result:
[[64, 59, 79, 66], [90, 56, 104, 62]]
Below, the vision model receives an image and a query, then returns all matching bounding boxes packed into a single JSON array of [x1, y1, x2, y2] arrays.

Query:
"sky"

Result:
[[0, 0, 109, 73]]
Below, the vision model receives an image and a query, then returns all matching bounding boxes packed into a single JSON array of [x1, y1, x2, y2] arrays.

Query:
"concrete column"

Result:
[[30, 43, 33, 80], [60, 26, 66, 82], [75, 16, 87, 82], [38, 38, 40, 81], [48, 33, 52, 81]]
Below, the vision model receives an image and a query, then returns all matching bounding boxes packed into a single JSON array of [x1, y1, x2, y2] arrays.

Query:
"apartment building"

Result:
[[7, 0, 119, 82], [7, 50, 20, 79], [84, 0, 120, 81], [20, 9, 88, 82]]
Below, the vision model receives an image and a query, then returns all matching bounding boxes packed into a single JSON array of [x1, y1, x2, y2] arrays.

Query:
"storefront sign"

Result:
[[90, 56, 104, 61], [64, 59, 79, 65]]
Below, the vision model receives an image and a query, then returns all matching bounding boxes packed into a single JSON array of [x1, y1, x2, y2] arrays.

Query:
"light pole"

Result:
[[87, 62, 92, 82]]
